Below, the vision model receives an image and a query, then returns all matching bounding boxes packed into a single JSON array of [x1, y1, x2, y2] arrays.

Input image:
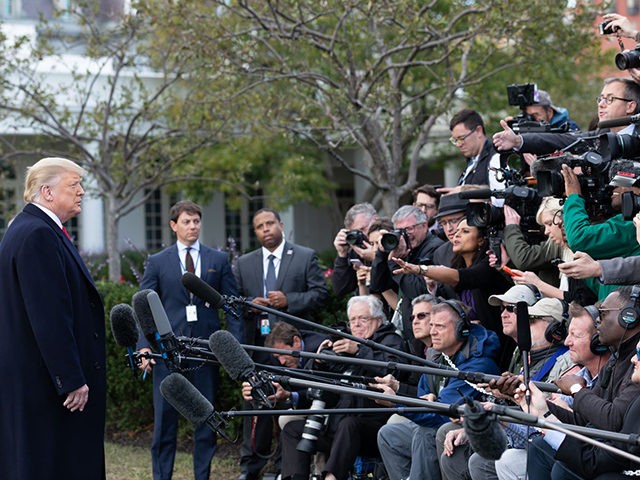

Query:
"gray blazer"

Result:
[[599, 255, 640, 285], [235, 241, 328, 345]]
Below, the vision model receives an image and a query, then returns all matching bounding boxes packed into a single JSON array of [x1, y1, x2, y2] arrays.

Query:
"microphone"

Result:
[[458, 189, 492, 200], [208, 330, 276, 408], [181, 272, 239, 318], [147, 290, 181, 365], [462, 400, 508, 460], [160, 372, 234, 442], [132, 289, 160, 351], [110, 303, 139, 372], [516, 301, 532, 406], [598, 113, 640, 129]]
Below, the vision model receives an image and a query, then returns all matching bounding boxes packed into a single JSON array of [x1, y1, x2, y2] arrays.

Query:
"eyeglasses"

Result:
[[415, 202, 437, 211], [439, 216, 465, 229], [500, 304, 517, 313], [410, 312, 431, 321], [597, 307, 620, 320], [449, 128, 477, 146], [403, 223, 425, 234], [349, 315, 375, 326], [596, 95, 633, 105]]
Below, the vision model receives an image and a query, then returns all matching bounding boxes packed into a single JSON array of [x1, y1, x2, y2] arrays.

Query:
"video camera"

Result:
[[506, 83, 569, 134]]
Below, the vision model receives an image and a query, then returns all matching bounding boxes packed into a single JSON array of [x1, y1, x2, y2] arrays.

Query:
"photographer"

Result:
[[279, 295, 406, 480], [494, 78, 640, 154], [370, 206, 443, 345], [520, 89, 580, 132], [560, 161, 640, 300], [331, 203, 378, 298]]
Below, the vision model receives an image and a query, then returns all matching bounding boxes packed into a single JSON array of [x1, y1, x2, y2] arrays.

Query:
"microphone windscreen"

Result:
[[110, 303, 139, 347], [147, 290, 173, 337], [160, 372, 213, 426], [132, 289, 159, 351], [181, 272, 224, 308], [209, 330, 254, 381], [463, 401, 508, 460], [516, 301, 532, 351], [598, 116, 633, 129], [458, 189, 493, 200]]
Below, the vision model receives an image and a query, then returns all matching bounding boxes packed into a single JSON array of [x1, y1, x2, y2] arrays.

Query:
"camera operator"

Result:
[[279, 295, 406, 480], [331, 203, 378, 298], [370, 206, 443, 346], [521, 89, 581, 132], [494, 78, 640, 155], [560, 161, 640, 300], [375, 300, 501, 480]]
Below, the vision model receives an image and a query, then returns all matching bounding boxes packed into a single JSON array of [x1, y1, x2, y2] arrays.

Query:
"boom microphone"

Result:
[[160, 372, 234, 442], [598, 113, 640, 130], [181, 272, 239, 318], [463, 400, 508, 460], [208, 330, 276, 408], [458, 189, 493, 200], [110, 303, 139, 372], [132, 289, 160, 351]]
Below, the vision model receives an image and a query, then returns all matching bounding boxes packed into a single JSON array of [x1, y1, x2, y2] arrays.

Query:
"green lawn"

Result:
[[105, 441, 240, 480]]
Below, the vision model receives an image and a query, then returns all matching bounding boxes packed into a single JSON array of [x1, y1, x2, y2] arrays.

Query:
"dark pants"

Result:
[[281, 415, 386, 480], [152, 361, 218, 480], [527, 436, 584, 480]]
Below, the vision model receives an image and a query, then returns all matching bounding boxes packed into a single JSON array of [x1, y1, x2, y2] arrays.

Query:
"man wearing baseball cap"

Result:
[[524, 89, 580, 132]]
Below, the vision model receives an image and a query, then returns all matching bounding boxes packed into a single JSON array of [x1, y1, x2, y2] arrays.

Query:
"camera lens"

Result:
[[380, 231, 400, 252], [616, 50, 640, 70]]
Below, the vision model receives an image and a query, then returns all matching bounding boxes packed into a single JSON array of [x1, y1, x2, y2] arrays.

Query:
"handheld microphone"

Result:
[[181, 272, 239, 318], [516, 301, 532, 406], [147, 290, 181, 365], [110, 303, 139, 372], [160, 372, 234, 442], [462, 400, 508, 460], [132, 289, 160, 351], [208, 330, 276, 408]]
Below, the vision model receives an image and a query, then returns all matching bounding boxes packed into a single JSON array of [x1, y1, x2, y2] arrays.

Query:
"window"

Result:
[[144, 188, 163, 251]]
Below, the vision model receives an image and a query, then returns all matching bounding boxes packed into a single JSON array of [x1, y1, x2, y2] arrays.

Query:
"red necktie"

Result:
[[185, 247, 195, 274], [62, 226, 71, 240]]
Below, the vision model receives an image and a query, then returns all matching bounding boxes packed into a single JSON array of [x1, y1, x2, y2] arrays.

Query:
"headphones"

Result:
[[585, 305, 609, 356], [618, 285, 640, 330], [441, 299, 471, 341], [544, 300, 569, 345], [522, 283, 542, 302]]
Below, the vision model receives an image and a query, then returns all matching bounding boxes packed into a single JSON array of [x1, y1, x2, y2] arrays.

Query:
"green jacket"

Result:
[[564, 193, 640, 299]]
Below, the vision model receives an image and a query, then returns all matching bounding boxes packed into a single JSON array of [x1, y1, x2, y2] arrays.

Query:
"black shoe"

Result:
[[236, 474, 259, 480]]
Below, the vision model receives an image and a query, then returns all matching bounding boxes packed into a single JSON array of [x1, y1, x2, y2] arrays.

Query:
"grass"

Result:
[[105, 440, 241, 480]]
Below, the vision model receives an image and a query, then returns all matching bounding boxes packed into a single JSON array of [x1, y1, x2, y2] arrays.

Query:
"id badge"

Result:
[[186, 304, 198, 322], [260, 318, 271, 335]]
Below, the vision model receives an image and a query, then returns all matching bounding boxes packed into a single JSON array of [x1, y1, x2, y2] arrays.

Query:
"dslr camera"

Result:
[[345, 229, 368, 248], [380, 228, 410, 252], [616, 45, 640, 70]]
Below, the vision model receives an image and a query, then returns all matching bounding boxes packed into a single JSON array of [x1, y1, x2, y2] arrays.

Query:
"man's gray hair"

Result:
[[411, 294, 440, 307], [392, 205, 427, 225], [344, 203, 377, 228], [347, 295, 387, 323]]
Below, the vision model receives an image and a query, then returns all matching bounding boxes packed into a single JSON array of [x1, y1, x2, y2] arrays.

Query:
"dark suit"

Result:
[[140, 242, 242, 480], [459, 138, 500, 185], [235, 240, 328, 477], [0, 203, 106, 480]]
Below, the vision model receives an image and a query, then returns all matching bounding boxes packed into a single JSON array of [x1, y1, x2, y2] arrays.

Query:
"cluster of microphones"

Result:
[[110, 273, 640, 462]]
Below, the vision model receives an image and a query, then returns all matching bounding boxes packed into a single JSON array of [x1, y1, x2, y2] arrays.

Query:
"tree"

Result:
[[0, 4, 245, 280], [151, 0, 604, 215]]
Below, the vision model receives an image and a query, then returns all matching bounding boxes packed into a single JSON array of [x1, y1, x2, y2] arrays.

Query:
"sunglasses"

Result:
[[410, 312, 431, 321], [500, 304, 517, 313]]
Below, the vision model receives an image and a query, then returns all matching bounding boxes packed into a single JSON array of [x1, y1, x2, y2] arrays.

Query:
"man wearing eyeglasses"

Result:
[[449, 108, 505, 189], [493, 78, 640, 155], [370, 205, 443, 348]]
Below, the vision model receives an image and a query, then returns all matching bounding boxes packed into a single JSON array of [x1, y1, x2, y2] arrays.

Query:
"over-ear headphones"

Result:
[[441, 299, 471, 341], [544, 300, 569, 345], [618, 285, 640, 330], [522, 283, 542, 302], [585, 305, 608, 356]]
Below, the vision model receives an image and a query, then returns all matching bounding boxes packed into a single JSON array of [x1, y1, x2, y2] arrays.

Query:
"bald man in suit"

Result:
[[235, 208, 328, 480]]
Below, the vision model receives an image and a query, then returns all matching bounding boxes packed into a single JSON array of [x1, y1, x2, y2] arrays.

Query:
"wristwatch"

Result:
[[569, 383, 584, 395], [419, 264, 429, 276]]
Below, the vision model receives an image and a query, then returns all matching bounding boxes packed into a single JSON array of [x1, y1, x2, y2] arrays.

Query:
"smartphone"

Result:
[[550, 258, 565, 266], [501, 266, 517, 277], [349, 258, 363, 268]]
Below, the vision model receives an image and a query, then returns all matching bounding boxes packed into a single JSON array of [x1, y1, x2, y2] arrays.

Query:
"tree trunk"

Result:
[[105, 195, 122, 282]]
